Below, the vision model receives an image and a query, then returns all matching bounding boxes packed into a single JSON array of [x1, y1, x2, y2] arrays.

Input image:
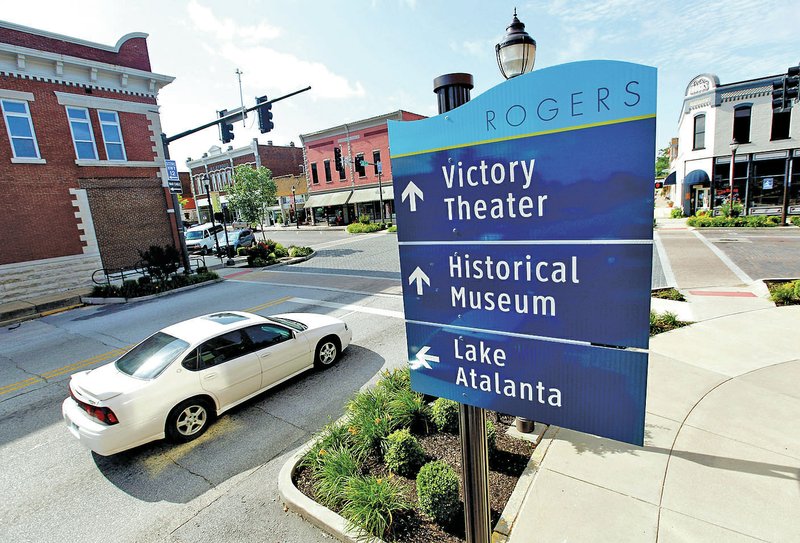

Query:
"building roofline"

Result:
[[299, 109, 423, 142], [0, 20, 148, 53]]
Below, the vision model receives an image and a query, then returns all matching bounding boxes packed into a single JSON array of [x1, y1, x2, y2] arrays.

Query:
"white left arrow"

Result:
[[410, 346, 439, 370], [408, 267, 430, 296]]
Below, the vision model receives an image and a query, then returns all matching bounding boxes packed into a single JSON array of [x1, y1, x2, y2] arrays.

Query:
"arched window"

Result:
[[733, 105, 751, 144], [693, 114, 705, 150]]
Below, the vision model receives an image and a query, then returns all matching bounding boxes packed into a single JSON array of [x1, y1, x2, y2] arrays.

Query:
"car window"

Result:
[[115, 332, 189, 380], [242, 230, 251, 237], [198, 330, 248, 369], [243, 324, 293, 352], [181, 349, 199, 371]]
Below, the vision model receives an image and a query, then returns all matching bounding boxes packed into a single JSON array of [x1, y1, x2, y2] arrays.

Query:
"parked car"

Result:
[[62, 311, 352, 456], [184, 223, 225, 254], [225, 229, 255, 251]]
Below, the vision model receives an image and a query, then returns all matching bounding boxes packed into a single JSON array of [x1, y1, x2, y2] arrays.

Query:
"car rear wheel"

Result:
[[314, 337, 339, 369], [166, 398, 212, 443]]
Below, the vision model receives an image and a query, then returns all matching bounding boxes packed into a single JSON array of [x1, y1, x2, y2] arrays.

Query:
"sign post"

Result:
[[389, 60, 656, 539]]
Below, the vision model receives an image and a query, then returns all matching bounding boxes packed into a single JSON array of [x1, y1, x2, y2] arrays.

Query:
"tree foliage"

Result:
[[227, 165, 277, 236], [655, 146, 670, 178]]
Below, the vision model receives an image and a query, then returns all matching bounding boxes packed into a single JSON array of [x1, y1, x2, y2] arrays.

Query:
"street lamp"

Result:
[[291, 184, 298, 229], [729, 139, 739, 216], [495, 9, 536, 80]]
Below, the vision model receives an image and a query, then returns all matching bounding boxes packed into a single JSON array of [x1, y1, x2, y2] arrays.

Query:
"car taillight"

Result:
[[70, 387, 119, 425]]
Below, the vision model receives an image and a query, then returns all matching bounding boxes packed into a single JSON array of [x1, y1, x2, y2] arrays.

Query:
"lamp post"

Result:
[[495, 8, 537, 79], [729, 139, 739, 216], [204, 178, 223, 261], [291, 184, 298, 228]]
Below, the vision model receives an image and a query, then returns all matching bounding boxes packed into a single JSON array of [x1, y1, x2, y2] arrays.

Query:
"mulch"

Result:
[[294, 413, 536, 543]]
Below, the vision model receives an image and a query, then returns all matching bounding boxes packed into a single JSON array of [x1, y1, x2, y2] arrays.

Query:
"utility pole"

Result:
[[235, 68, 247, 128]]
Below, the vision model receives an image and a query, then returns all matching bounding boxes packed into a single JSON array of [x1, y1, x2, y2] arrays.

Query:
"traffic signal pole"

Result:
[[159, 85, 311, 271]]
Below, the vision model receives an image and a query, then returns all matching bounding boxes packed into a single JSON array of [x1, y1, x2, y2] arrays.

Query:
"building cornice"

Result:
[[300, 110, 408, 143], [0, 42, 173, 97], [0, 20, 148, 53]]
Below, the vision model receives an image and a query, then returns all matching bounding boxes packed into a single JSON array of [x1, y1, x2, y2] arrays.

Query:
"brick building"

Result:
[[300, 110, 425, 225], [185, 138, 303, 224], [273, 174, 308, 224], [0, 21, 175, 302]]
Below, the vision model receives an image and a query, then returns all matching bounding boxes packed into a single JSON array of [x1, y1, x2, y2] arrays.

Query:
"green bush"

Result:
[[301, 421, 354, 469], [416, 461, 460, 524], [246, 241, 276, 265], [359, 214, 371, 225], [431, 398, 460, 433], [138, 244, 180, 280], [388, 388, 431, 434], [274, 243, 289, 258], [687, 214, 783, 228], [288, 245, 313, 257], [770, 283, 796, 304], [650, 310, 689, 335], [346, 388, 397, 456], [120, 279, 139, 298], [312, 446, 361, 509], [486, 420, 497, 456], [670, 207, 684, 218], [137, 276, 152, 286], [794, 281, 800, 299], [252, 257, 269, 267], [384, 429, 425, 478], [236, 247, 248, 257], [376, 367, 411, 395], [651, 288, 685, 301], [341, 475, 409, 540], [790, 216, 800, 227], [90, 284, 121, 297], [387, 225, 397, 233], [347, 222, 382, 234]]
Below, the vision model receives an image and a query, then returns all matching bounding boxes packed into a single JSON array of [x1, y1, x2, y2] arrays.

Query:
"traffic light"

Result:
[[773, 65, 800, 111], [218, 109, 234, 143], [333, 147, 343, 172], [654, 181, 664, 190], [256, 95, 274, 133], [772, 80, 785, 111]]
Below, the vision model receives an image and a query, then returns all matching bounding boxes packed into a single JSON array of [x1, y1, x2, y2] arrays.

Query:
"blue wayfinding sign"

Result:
[[389, 60, 656, 446]]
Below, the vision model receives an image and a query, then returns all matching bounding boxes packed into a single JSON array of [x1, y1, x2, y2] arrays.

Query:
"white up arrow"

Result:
[[401, 181, 424, 212], [410, 346, 440, 370], [408, 267, 430, 295]]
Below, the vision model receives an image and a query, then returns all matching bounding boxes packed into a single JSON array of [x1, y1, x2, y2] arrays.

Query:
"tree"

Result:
[[655, 146, 670, 178], [227, 165, 277, 240]]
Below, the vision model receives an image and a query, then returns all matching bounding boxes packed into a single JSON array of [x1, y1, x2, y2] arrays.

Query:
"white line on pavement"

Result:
[[690, 230, 754, 284], [653, 231, 677, 287], [288, 297, 405, 319]]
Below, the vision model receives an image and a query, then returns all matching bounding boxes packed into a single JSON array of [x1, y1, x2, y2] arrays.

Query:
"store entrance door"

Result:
[[694, 187, 709, 214]]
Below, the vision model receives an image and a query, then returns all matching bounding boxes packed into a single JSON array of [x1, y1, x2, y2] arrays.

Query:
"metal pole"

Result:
[[729, 148, 736, 215], [434, 72, 491, 543], [781, 156, 791, 225], [378, 169, 385, 225], [292, 185, 298, 228], [161, 134, 192, 274], [205, 182, 222, 261], [235, 68, 246, 128]]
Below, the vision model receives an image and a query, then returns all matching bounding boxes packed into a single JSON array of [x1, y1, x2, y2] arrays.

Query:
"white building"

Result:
[[669, 72, 799, 217]]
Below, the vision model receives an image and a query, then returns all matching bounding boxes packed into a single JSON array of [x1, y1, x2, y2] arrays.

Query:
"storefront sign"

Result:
[[388, 60, 656, 445], [762, 177, 774, 190]]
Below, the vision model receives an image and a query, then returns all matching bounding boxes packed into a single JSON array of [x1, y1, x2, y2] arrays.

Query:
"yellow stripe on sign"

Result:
[[0, 346, 131, 397], [390, 113, 657, 159], [245, 295, 293, 313]]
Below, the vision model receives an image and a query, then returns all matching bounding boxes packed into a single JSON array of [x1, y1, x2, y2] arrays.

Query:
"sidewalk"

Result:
[[506, 220, 800, 542]]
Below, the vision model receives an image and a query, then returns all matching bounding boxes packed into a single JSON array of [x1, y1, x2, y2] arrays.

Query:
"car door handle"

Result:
[[203, 373, 218, 380]]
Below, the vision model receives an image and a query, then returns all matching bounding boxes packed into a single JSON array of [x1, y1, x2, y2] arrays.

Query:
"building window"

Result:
[[771, 109, 791, 141], [1, 99, 40, 158], [373, 150, 381, 175], [732, 105, 751, 144], [66, 107, 98, 160], [98, 110, 126, 160], [355, 153, 366, 177], [692, 114, 705, 150], [324, 159, 332, 182], [310, 162, 319, 184]]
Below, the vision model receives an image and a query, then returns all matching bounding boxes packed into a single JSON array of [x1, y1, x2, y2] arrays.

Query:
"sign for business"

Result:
[[388, 60, 656, 445], [165, 159, 182, 194]]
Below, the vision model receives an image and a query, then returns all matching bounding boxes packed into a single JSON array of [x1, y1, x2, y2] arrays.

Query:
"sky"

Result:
[[4, 0, 799, 171]]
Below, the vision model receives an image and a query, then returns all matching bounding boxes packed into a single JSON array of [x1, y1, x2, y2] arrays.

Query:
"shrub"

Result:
[[387, 225, 397, 233], [431, 398, 460, 433], [288, 245, 313, 258], [794, 281, 800, 299], [346, 388, 397, 456], [347, 222, 382, 234], [312, 446, 361, 509], [138, 244, 180, 281], [651, 288, 685, 301], [416, 461, 460, 524], [359, 214, 371, 224], [302, 421, 354, 469], [120, 279, 140, 298], [670, 207, 684, 218], [236, 247, 248, 257], [650, 310, 689, 335], [376, 367, 411, 395], [195, 266, 208, 273], [388, 389, 431, 434], [384, 429, 425, 478], [341, 475, 409, 540], [138, 276, 152, 286], [486, 420, 497, 456], [770, 282, 798, 305], [90, 284, 121, 298], [790, 216, 800, 227], [274, 243, 289, 258], [246, 241, 276, 265]]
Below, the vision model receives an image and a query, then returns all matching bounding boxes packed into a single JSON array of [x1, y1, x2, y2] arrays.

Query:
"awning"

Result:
[[664, 171, 677, 186], [684, 169, 710, 186], [304, 191, 352, 208], [350, 185, 395, 204]]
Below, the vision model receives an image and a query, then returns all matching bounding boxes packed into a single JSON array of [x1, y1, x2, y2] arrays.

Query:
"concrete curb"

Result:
[[279, 423, 553, 543], [0, 291, 87, 327], [81, 279, 223, 305]]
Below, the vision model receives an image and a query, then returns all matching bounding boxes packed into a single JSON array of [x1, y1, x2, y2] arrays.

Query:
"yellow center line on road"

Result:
[[0, 295, 294, 397]]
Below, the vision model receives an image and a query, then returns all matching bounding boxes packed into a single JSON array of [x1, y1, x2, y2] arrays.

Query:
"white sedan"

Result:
[[62, 311, 351, 456]]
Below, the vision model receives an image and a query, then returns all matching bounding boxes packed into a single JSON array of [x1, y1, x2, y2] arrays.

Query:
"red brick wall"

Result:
[[0, 27, 151, 71], [257, 145, 304, 177], [0, 76, 168, 267]]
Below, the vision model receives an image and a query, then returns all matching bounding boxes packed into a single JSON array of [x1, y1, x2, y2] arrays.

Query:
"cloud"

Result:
[[187, 0, 281, 44]]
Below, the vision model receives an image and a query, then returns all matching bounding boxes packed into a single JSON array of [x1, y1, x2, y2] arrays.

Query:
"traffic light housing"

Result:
[[334, 147, 343, 172], [218, 110, 234, 143], [773, 65, 800, 111], [256, 96, 274, 133], [654, 181, 664, 190]]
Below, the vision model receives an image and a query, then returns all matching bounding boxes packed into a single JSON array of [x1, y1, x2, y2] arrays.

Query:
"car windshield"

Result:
[[115, 332, 189, 380], [185, 231, 204, 240], [267, 316, 308, 332]]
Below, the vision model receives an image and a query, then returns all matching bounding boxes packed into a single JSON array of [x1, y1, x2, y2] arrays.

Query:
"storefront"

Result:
[[712, 151, 799, 215], [349, 185, 395, 223], [304, 190, 353, 225]]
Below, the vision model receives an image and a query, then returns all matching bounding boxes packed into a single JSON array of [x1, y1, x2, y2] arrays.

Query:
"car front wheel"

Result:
[[166, 398, 212, 443], [314, 337, 340, 369]]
